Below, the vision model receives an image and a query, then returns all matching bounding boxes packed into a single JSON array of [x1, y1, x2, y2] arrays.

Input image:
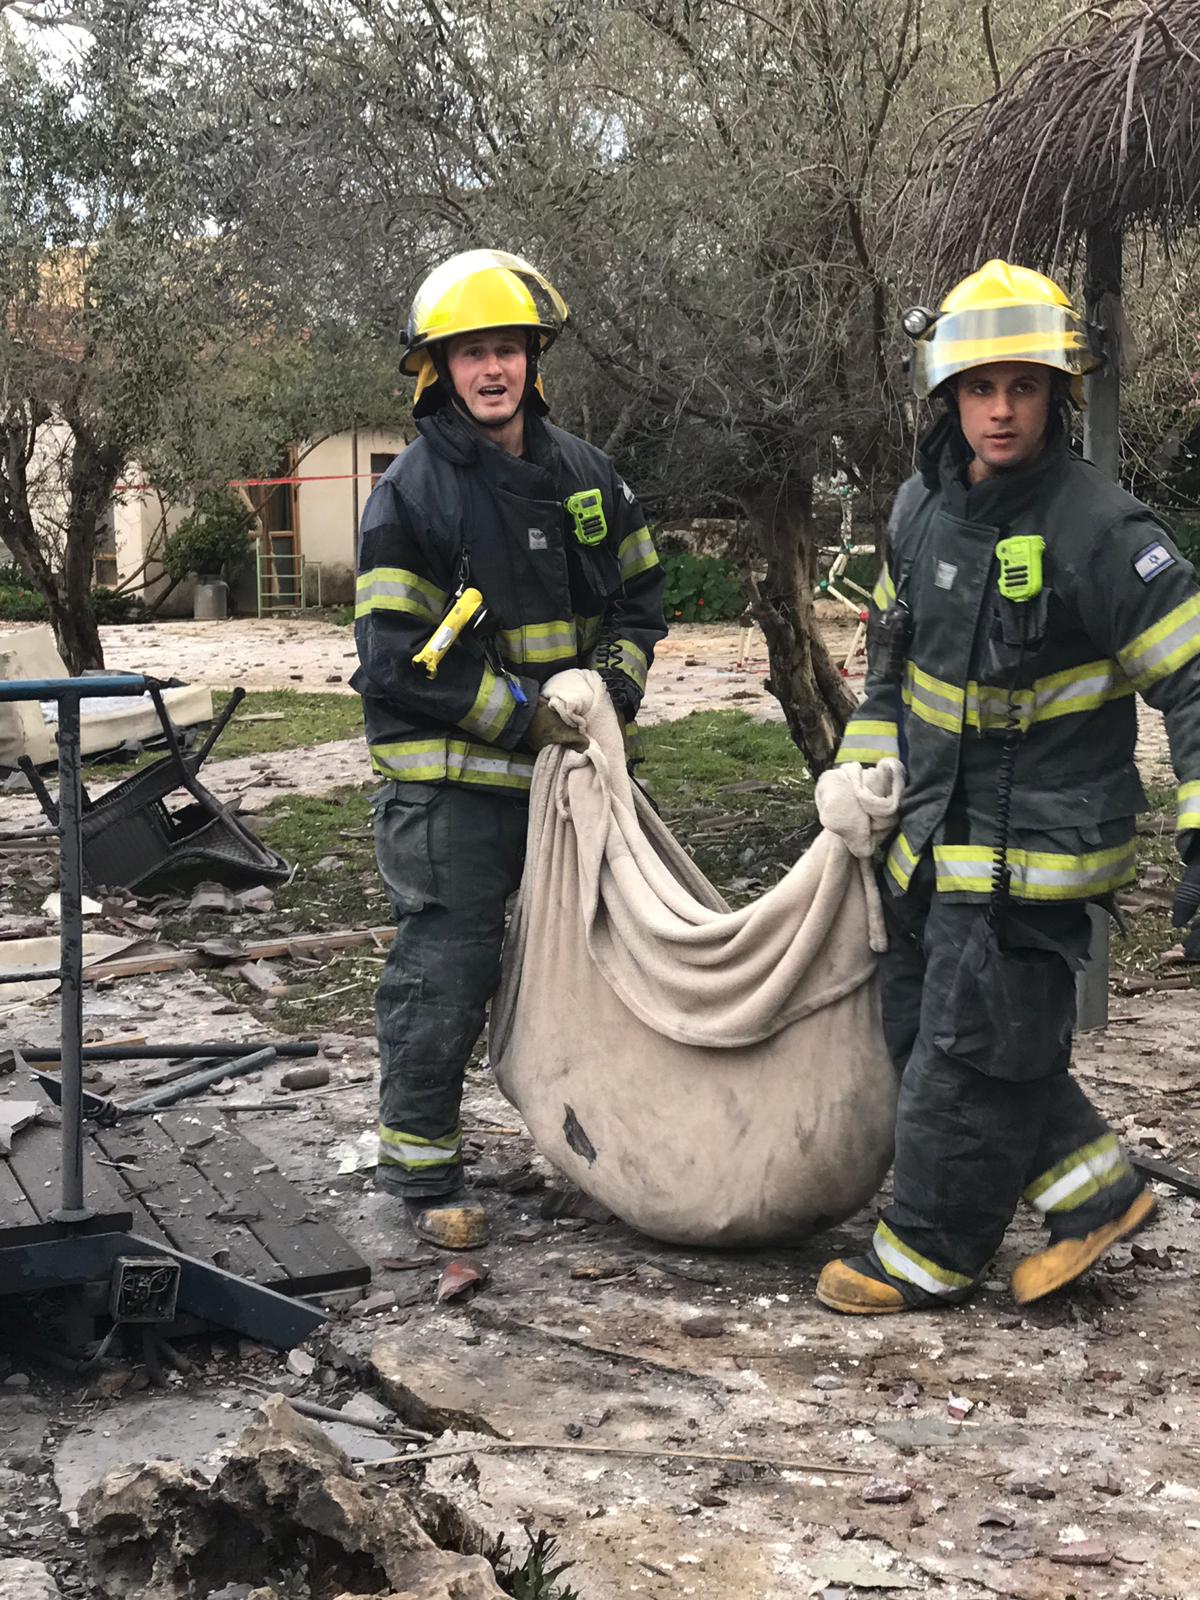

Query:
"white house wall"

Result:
[[297, 428, 409, 604]]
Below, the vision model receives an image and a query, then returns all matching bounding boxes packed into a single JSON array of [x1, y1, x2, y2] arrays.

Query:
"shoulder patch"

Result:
[[618, 478, 636, 504], [1133, 542, 1176, 584]]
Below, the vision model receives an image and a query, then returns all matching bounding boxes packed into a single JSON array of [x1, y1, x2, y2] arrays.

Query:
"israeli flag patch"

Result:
[[1133, 542, 1175, 583]]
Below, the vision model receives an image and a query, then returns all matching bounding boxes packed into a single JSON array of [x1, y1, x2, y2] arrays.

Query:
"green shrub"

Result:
[[0, 582, 150, 625], [91, 587, 150, 624], [1172, 518, 1200, 567], [0, 582, 47, 620], [662, 551, 748, 623], [162, 489, 256, 581]]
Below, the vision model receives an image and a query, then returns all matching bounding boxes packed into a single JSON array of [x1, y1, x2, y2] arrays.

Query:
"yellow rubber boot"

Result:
[[1011, 1188, 1156, 1305], [405, 1198, 490, 1251], [816, 1258, 907, 1315]]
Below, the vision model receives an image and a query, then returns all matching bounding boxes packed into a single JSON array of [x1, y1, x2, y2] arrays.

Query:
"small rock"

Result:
[[584, 1409, 610, 1429], [681, 1316, 726, 1339], [981, 1529, 1038, 1563], [1050, 1541, 1112, 1567], [812, 1374, 845, 1392], [1011, 1479, 1055, 1501], [2, 1373, 31, 1390], [564, 1422, 583, 1439], [860, 1478, 912, 1505], [280, 1064, 331, 1091], [977, 1506, 1015, 1528], [285, 1349, 316, 1379], [353, 1290, 397, 1317]]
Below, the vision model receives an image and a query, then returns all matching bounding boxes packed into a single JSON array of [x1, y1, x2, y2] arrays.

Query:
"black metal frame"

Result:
[[0, 674, 325, 1348]]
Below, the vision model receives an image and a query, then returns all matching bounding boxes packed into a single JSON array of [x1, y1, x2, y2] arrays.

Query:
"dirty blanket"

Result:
[[490, 669, 903, 1246]]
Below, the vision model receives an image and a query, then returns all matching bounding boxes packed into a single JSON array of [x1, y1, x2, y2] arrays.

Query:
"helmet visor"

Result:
[[912, 302, 1100, 398]]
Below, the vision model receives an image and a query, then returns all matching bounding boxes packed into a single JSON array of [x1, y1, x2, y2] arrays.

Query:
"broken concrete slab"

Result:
[[77, 1394, 505, 1599], [52, 1390, 253, 1512], [0, 1558, 62, 1599]]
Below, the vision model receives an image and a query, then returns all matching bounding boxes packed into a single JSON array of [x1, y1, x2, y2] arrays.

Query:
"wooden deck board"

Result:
[[0, 1081, 368, 1296]]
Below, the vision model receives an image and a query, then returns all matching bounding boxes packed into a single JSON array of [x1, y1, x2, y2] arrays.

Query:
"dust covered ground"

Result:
[[0, 612, 1196, 1599]]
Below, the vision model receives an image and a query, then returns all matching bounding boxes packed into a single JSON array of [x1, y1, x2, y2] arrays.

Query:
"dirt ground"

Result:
[[1, 613, 1197, 1599]]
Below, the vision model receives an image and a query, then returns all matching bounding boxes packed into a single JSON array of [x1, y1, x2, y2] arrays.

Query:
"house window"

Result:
[[370, 452, 397, 486]]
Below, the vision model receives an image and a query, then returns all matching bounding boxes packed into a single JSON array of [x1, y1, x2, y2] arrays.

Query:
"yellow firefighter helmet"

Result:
[[905, 260, 1100, 402], [401, 249, 569, 409]]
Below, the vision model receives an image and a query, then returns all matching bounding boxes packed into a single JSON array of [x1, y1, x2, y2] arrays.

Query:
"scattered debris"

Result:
[[1050, 1540, 1113, 1567], [681, 1315, 727, 1339], [76, 1395, 505, 1598], [947, 1393, 974, 1420], [436, 1259, 488, 1303], [860, 1478, 913, 1505], [0, 1100, 40, 1155], [0, 1557, 62, 1599], [279, 1063, 331, 1091]]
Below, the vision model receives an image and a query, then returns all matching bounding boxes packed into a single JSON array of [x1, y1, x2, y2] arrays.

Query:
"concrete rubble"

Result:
[[76, 1394, 504, 1600]]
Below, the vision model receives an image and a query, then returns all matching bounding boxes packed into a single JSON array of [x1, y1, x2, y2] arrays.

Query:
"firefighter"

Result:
[[353, 249, 667, 1249], [818, 260, 1200, 1314]]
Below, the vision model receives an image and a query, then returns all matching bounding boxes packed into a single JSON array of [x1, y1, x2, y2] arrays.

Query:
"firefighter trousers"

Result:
[[869, 858, 1142, 1305], [372, 780, 528, 1198]]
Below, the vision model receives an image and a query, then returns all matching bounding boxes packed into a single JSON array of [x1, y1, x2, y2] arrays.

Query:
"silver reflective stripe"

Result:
[[874, 1237, 961, 1297], [449, 749, 533, 779], [838, 727, 900, 758], [1030, 1143, 1123, 1213], [1120, 595, 1200, 687], [461, 673, 512, 742], [499, 621, 577, 663]]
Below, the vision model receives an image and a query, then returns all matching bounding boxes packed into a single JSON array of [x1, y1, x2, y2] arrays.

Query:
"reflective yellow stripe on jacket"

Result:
[[498, 619, 577, 666], [885, 830, 920, 890], [606, 638, 649, 692], [872, 566, 897, 610], [933, 840, 1136, 900], [835, 718, 900, 765], [370, 736, 535, 791], [355, 566, 447, 622], [964, 658, 1136, 733], [458, 667, 517, 743], [1179, 780, 1200, 832], [618, 525, 660, 581], [903, 662, 964, 734], [1118, 593, 1200, 691]]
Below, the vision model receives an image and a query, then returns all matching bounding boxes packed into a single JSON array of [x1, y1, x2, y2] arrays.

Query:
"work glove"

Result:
[[523, 697, 588, 753]]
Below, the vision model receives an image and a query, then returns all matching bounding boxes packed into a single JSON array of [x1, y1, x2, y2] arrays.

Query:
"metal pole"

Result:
[[51, 693, 93, 1222], [1077, 221, 1123, 1034]]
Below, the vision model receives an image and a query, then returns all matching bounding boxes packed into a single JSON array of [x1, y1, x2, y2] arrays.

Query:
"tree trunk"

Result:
[[1, 417, 116, 674], [58, 422, 120, 673], [741, 476, 857, 775]]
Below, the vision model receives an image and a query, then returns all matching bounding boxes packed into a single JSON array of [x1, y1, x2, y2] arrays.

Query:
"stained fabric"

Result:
[[490, 669, 902, 1247]]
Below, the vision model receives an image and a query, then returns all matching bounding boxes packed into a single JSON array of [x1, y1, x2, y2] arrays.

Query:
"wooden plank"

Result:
[[92, 1120, 279, 1284], [84, 926, 395, 984], [0, 1156, 47, 1241], [155, 1111, 369, 1295], [4, 1116, 143, 1232]]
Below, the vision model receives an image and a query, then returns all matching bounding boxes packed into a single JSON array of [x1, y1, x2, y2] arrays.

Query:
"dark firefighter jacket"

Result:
[[352, 406, 667, 795], [836, 418, 1200, 903]]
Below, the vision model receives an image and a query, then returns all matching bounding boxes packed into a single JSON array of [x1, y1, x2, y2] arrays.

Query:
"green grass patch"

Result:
[[1113, 784, 1196, 984], [88, 688, 363, 779], [639, 711, 816, 902]]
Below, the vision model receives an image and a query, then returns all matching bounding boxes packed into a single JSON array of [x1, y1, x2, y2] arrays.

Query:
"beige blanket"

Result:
[[490, 670, 903, 1247]]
